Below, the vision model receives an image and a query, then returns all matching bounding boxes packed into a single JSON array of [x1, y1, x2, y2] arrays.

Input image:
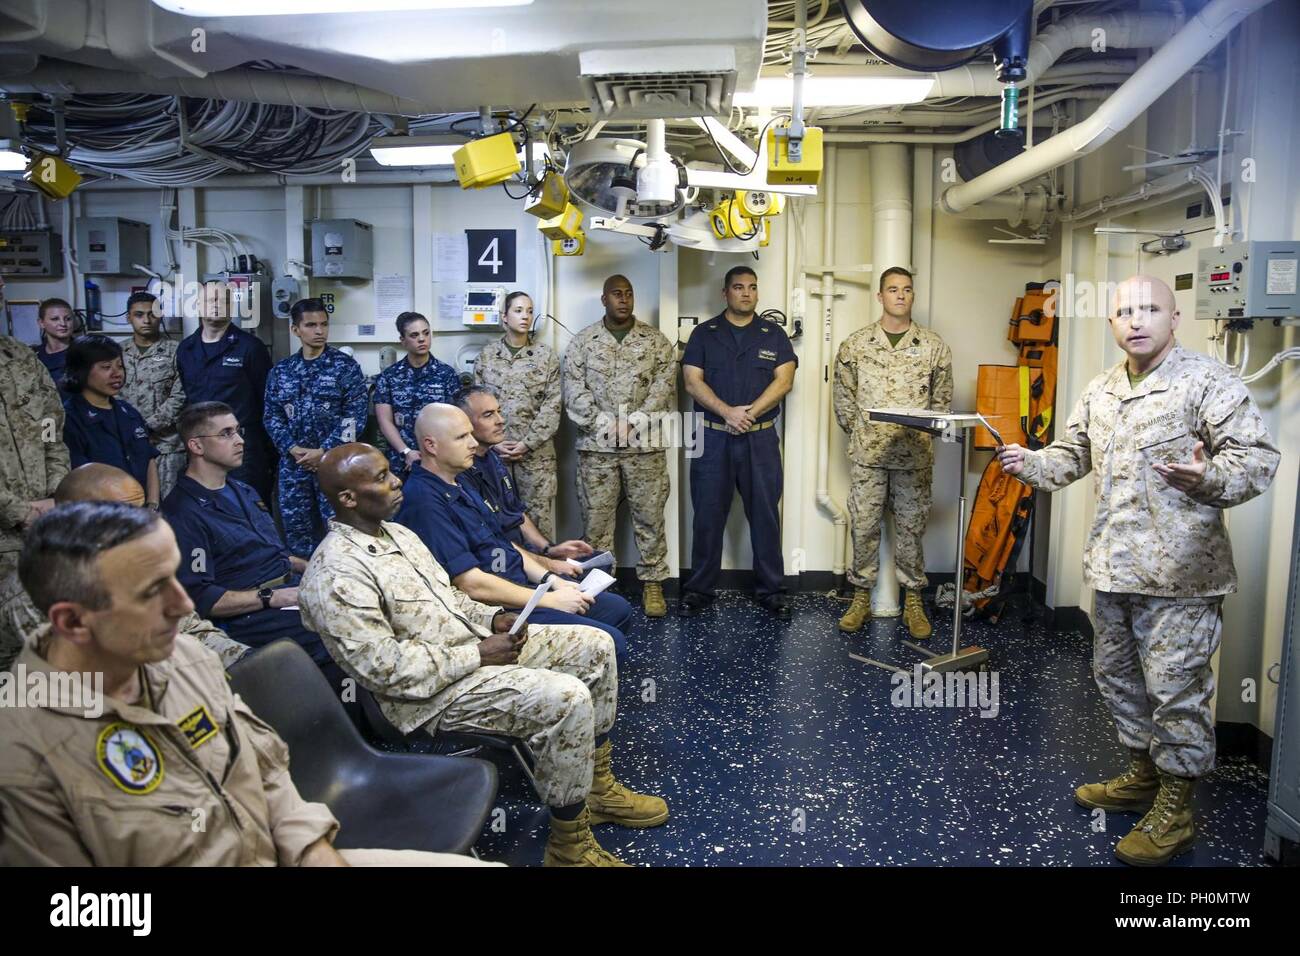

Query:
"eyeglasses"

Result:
[[193, 425, 245, 441]]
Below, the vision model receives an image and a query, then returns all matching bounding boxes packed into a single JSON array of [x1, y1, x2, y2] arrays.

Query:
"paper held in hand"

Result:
[[509, 578, 553, 635], [566, 550, 615, 572], [579, 568, 616, 597]]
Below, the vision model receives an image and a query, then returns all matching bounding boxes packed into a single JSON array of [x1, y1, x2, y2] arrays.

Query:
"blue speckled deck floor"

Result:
[[469, 589, 1271, 867]]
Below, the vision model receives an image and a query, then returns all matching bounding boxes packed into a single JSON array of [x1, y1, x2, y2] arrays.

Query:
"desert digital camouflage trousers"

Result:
[[576, 450, 670, 582], [510, 451, 558, 542], [432, 623, 617, 807], [847, 463, 932, 590], [1092, 591, 1223, 778]]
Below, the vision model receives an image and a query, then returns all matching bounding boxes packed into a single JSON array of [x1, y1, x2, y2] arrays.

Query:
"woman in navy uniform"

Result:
[[374, 311, 462, 477], [61, 335, 160, 509]]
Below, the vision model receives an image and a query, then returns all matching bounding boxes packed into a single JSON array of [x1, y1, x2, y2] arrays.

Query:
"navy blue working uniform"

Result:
[[372, 356, 461, 476], [681, 313, 797, 600], [394, 465, 631, 658], [32, 344, 69, 390], [264, 346, 369, 557], [175, 324, 275, 501], [462, 448, 527, 545], [161, 474, 330, 666], [62, 393, 158, 489]]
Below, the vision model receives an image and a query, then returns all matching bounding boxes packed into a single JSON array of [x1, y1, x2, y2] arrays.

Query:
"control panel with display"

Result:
[[1195, 241, 1300, 320], [462, 287, 506, 326]]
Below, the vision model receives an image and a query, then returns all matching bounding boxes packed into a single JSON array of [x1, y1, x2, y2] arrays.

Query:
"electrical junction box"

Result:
[[76, 217, 150, 276], [525, 171, 570, 220], [310, 218, 373, 279], [271, 275, 301, 321], [553, 233, 585, 256], [462, 287, 506, 327], [0, 229, 63, 277], [538, 202, 584, 241], [453, 133, 521, 190], [1196, 240, 1300, 320], [766, 124, 823, 186]]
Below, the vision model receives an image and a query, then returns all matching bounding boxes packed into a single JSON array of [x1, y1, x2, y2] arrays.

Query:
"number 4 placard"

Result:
[[466, 229, 516, 282]]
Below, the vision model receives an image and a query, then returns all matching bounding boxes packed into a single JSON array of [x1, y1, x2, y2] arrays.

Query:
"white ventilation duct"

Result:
[[941, 0, 1277, 214]]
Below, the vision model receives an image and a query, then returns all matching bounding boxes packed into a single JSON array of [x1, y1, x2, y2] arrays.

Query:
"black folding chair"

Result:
[[228, 639, 496, 855], [357, 686, 543, 802]]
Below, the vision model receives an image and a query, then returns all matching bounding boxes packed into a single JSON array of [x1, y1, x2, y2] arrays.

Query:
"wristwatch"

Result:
[[258, 587, 274, 610], [541, 542, 555, 557]]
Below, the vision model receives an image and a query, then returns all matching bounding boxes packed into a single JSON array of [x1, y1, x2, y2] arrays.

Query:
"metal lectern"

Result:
[[849, 408, 997, 675]]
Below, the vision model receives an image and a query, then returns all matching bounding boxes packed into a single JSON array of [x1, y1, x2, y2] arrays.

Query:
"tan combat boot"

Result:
[[838, 588, 872, 633], [642, 582, 667, 618], [902, 589, 932, 639], [1114, 771, 1196, 866], [587, 739, 670, 827], [1075, 749, 1160, 812], [542, 807, 629, 867]]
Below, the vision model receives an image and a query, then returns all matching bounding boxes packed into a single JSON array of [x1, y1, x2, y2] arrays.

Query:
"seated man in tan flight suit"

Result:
[[0, 500, 492, 866], [298, 442, 670, 867]]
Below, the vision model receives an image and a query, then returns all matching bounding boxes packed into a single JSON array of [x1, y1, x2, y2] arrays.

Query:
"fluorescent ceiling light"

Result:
[[369, 136, 545, 168], [734, 76, 935, 108], [152, 0, 532, 15], [0, 149, 26, 172], [370, 138, 461, 167]]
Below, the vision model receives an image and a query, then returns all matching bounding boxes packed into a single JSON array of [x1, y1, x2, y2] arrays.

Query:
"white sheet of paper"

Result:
[[433, 233, 468, 283], [566, 550, 615, 572], [376, 274, 412, 327], [509, 578, 553, 634], [579, 568, 616, 598]]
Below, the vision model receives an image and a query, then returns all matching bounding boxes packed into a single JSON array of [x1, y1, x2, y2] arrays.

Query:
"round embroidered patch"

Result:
[[96, 723, 164, 795]]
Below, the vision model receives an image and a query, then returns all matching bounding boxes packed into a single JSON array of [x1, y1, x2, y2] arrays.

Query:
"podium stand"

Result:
[[849, 408, 995, 675]]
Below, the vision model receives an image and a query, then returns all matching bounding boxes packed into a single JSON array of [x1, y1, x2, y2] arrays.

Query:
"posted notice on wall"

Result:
[[433, 233, 468, 283], [376, 275, 412, 328]]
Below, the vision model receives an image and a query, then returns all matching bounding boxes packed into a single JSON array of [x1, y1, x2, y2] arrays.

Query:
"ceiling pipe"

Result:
[[0, 62, 429, 114], [824, 89, 1106, 143], [940, 0, 1275, 215], [949, 183, 1051, 229]]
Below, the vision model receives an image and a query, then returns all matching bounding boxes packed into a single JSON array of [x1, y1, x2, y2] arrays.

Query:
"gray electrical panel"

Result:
[[75, 217, 151, 276], [1195, 240, 1300, 320], [0, 228, 63, 277], [309, 218, 373, 279]]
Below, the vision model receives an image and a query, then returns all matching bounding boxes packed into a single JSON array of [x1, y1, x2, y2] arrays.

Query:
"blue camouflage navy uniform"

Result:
[[263, 346, 369, 557], [161, 474, 331, 667], [62, 393, 158, 490], [395, 464, 631, 659], [176, 324, 275, 502], [373, 355, 462, 476], [681, 313, 797, 601]]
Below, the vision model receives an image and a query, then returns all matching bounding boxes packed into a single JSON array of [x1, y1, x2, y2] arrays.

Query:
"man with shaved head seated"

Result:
[[299, 443, 669, 867], [0, 464, 249, 670], [999, 275, 1279, 866]]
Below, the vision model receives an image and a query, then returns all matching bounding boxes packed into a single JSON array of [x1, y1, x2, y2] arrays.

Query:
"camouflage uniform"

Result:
[[299, 519, 618, 808], [374, 355, 462, 477], [474, 338, 562, 540], [1018, 345, 1279, 777], [562, 320, 676, 582], [833, 321, 953, 589], [119, 337, 187, 499], [0, 336, 69, 671], [264, 347, 369, 557]]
